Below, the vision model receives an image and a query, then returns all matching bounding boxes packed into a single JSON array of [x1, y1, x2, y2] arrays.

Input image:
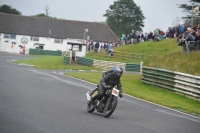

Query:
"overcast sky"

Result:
[[0, 0, 190, 33]]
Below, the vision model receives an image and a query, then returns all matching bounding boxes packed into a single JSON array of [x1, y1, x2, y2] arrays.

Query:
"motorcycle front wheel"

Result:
[[103, 96, 118, 118]]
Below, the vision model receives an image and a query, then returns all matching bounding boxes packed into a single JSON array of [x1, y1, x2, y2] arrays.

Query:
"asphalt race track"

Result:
[[0, 52, 200, 133]]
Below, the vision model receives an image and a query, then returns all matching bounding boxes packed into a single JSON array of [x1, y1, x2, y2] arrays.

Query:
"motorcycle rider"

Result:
[[89, 66, 117, 96], [88, 66, 123, 105]]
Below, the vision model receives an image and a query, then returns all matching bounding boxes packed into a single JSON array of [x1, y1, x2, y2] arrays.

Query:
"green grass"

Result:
[[65, 72, 200, 116], [86, 50, 139, 63], [143, 51, 200, 75], [86, 38, 183, 64], [86, 38, 200, 76], [14, 56, 102, 70], [114, 38, 182, 56]]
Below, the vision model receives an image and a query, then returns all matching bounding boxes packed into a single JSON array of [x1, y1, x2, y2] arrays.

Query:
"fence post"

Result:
[[140, 61, 143, 75], [69, 51, 72, 64], [185, 41, 190, 53]]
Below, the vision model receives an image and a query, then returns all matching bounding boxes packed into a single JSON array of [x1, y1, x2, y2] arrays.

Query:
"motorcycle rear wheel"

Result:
[[103, 97, 118, 118], [87, 103, 95, 113]]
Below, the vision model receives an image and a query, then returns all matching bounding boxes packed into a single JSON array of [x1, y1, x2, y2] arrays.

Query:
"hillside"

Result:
[[113, 38, 182, 56], [86, 38, 200, 76]]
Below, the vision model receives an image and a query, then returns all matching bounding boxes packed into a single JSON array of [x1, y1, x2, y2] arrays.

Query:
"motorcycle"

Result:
[[86, 85, 121, 118]]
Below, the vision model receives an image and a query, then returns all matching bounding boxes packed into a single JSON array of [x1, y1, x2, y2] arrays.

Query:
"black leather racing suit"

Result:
[[91, 73, 122, 101], [102, 69, 113, 77]]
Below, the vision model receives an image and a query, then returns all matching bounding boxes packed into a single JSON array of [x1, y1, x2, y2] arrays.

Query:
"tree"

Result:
[[44, 4, 51, 16], [34, 13, 51, 18], [33, 5, 52, 18], [178, 0, 200, 23], [103, 0, 145, 37], [0, 4, 21, 15]]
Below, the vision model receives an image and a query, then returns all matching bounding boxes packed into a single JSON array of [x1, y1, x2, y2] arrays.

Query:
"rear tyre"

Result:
[[87, 103, 95, 113]]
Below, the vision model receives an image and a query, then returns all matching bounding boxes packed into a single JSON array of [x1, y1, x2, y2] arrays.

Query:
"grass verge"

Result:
[[65, 72, 200, 117], [14, 55, 102, 70]]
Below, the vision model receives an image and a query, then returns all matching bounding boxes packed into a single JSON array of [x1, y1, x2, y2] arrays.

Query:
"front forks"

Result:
[[106, 96, 112, 108]]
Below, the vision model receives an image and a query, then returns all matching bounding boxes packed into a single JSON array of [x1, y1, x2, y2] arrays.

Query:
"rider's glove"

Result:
[[102, 83, 110, 89], [119, 93, 123, 98]]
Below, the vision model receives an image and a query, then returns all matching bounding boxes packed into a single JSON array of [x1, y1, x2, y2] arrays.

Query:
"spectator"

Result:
[[183, 31, 195, 42], [121, 34, 126, 45], [90, 40, 94, 50], [154, 28, 159, 37], [140, 32, 145, 42], [179, 24, 185, 36], [170, 26, 175, 38], [148, 31, 153, 40], [22, 45, 26, 54], [126, 34, 130, 44], [135, 31, 140, 43], [145, 33, 148, 41], [176, 24, 180, 37], [106, 43, 112, 54], [103, 43, 107, 49], [195, 30, 200, 50], [94, 42, 100, 53]]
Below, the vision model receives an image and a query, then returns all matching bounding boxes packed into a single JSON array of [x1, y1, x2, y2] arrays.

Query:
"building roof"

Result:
[[0, 13, 118, 43]]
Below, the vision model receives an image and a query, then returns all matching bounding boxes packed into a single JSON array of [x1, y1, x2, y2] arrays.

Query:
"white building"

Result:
[[0, 34, 87, 56], [0, 13, 118, 56]]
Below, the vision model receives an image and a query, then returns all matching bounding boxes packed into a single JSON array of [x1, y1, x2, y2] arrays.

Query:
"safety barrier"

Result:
[[141, 66, 200, 100], [64, 56, 71, 64], [91, 50, 145, 62], [76, 56, 93, 67], [126, 63, 140, 72], [76, 56, 140, 72], [93, 60, 126, 70], [29, 49, 62, 56]]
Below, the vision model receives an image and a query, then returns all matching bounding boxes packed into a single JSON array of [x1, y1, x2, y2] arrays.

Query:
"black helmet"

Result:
[[113, 66, 123, 78]]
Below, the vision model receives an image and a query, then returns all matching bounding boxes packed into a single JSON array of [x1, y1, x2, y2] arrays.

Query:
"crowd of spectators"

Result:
[[86, 23, 200, 54], [177, 24, 200, 51], [120, 23, 200, 51], [87, 40, 115, 54], [121, 25, 186, 44]]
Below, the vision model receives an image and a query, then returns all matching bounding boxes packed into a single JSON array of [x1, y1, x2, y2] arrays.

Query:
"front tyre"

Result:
[[103, 97, 118, 118]]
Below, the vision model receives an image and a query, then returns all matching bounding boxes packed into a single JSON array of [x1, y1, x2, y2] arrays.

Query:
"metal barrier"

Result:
[[141, 66, 200, 100], [29, 49, 62, 56], [182, 41, 200, 53], [76, 56, 93, 67], [76, 56, 140, 72], [64, 56, 71, 64], [91, 50, 144, 62], [93, 60, 126, 70]]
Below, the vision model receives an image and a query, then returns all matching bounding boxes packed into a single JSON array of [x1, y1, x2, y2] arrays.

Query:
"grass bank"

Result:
[[85, 50, 139, 63], [143, 51, 200, 76], [86, 38, 200, 76], [114, 38, 182, 56], [65, 72, 200, 116]]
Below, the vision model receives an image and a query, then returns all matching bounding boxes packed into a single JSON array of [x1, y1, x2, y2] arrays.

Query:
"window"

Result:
[[79, 45, 82, 51], [30, 36, 39, 41], [54, 38, 63, 43], [10, 34, 16, 39], [4, 34, 16, 39]]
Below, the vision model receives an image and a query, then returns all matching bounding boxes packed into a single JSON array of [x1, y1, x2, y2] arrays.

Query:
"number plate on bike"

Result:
[[112, 88, 119, 97]]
